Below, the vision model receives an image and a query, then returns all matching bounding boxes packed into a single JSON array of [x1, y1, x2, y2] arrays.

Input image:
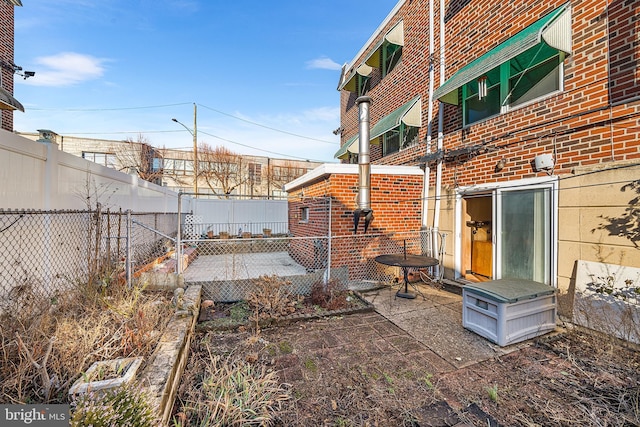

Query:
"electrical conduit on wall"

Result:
[[432, 0, 446, 277]]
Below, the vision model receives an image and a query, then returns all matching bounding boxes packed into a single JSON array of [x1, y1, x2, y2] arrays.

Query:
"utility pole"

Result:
[[193, 103, 198, 197], [172, 102, 198, 197]]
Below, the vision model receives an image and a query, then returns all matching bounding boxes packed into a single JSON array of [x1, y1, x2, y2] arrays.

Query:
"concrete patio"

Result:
[[359, 283, 547, 369]]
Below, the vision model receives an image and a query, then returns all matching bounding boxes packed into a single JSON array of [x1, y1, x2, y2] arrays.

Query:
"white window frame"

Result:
[[300, 206, 309, 223], [454, 176, 558, 287]]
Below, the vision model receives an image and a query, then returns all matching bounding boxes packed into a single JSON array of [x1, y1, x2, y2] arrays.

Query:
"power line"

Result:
[[27, 102, 193, 112], [198, 103, 337, 145], [198, 129, 329, 163], [27, 101, 339, 145]]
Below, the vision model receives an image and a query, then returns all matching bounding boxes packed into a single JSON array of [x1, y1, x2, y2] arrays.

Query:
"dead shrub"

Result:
[[0, 280, 173, 404], [310, 279, 349, 311], [247, 275, 299, 322]]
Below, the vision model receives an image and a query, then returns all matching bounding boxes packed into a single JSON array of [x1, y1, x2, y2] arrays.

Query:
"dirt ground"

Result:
[[178, 308, 640, 426]]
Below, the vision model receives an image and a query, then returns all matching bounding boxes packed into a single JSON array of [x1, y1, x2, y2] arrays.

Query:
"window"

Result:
[[382, 41, 402, 77], [82, 151, 117, 168], [152, 157, 162, 172], [462, 43, 563, 126], [249, 163, 262, 185], [162, 158, 194, 175], [356, 74, 370, 95], [300, 207, 309, 222], [382, 124, 418, 157], [272, 189, 287, 199], [174, 159, 185, 174]]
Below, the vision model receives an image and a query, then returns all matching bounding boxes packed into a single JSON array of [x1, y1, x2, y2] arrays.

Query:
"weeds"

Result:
[[230, 301, 250, 322], [304, 357, 317, 373], [278, 341, 293, 354], [486, 384, 499, 403], [70, 383, 156, 427], [0, 280, 172, 404], [174, 344, 289, 426], [423, 373, 434, 390]]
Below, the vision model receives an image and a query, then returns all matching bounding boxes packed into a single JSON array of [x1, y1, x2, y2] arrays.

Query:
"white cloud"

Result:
[[25, 52, 106, 87], [305, 57, 341, 71], [168, 0, 199, 13]]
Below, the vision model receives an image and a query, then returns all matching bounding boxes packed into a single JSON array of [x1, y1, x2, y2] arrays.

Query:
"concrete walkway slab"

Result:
[[183, 251, 307, 282], [361, 283, 531, 368]]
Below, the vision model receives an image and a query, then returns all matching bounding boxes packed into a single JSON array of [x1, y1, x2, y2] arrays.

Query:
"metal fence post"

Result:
[[177, 192, 183, 274], [126, 209, 132, 288], [324, 196, 332, 285]]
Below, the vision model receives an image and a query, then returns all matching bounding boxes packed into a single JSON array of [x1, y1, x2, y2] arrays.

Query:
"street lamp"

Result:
[[171, 103, 198, 196]]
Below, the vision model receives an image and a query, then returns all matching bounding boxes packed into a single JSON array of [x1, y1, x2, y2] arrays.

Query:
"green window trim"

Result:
[[435, 3, 571, 107], [357, 74, 370, 96], [382, 123, 419, 157], [339, 20, 404, 92], [382, 42, 402, 77], [461, 44, 565, 126]]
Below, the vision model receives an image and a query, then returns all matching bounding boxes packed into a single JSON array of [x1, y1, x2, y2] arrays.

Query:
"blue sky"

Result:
[[13, 0, 396, 163]]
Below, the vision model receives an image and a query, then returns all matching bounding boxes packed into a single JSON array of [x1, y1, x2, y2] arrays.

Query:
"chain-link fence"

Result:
[[181, 229, 445, 302], [130, 212, 180, 275], [0, 209, 179, 316], [1, 207, 447, 310]]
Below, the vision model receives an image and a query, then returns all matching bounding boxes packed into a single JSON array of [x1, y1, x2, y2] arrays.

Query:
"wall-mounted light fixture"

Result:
[[534, 153, 554, 172], [494, 158, 506, 173]]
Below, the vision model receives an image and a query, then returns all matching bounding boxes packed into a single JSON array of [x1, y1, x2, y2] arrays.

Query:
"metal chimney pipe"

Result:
[[353, 96, 374, 234], [356, 96, 372, 211]]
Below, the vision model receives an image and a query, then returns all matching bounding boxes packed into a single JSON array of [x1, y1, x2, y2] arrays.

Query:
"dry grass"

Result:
[[0, 280, 173, 404], [173, 341, 290, 426]]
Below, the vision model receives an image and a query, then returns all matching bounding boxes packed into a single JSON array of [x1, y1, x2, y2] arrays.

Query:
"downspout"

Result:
[[422, 0, 436, 230], [432, 0, 446, 272], [353, 96, 374, 234]]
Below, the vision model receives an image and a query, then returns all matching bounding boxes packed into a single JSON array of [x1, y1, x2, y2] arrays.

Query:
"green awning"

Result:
[[364, 20, 404, 68], [0, 86, 24, 112], [370, 96, 421, 139], [339, 63, 373, 93], [434, 4, 571, 105], [334, 135, 358, 159], [335, 96, 421, 159], [338, 20, 404, 92]]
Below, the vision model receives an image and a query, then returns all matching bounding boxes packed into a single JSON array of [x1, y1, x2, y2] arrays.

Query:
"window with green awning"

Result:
[[335, 96, 421, 160], [434, 4, 571, 126]]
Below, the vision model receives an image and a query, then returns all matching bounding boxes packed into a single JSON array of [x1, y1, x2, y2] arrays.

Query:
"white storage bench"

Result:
[[462, 279, 557, 347]]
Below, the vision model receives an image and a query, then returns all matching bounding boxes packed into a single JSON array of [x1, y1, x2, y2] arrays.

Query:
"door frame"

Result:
[[454, 176, 558, 287]]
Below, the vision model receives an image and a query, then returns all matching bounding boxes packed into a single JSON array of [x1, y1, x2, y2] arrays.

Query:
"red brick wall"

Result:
[[0, 2, 15, 131], [289, 173, 423, 237], [339, 0, 640, 187], [287, 171, 424, 279]]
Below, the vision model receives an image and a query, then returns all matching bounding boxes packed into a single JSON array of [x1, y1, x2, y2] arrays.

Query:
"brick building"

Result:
[[290, 0, 640, 317], [0, 0, 24, 131]]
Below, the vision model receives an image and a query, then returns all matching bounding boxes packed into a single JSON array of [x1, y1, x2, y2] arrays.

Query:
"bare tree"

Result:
[[116, 134, 164, 185], [198, 144, 248, 198], [265, 160, 310, 198]]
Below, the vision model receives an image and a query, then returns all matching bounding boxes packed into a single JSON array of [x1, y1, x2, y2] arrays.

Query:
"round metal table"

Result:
[[375, 254, 439, 299]]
